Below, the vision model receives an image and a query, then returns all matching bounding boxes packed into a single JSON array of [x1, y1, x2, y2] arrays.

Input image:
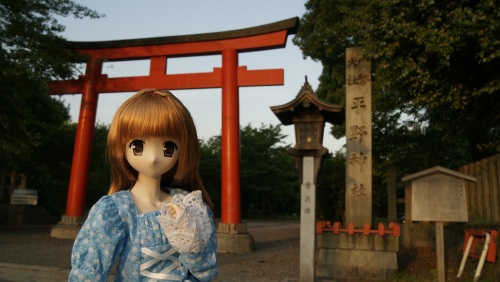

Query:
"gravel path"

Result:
[[215, 221, 300, 281], [0, 221, 300, 281]]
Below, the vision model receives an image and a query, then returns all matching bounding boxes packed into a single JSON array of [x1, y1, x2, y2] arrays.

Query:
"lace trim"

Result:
[[157, 190, 212, 253]]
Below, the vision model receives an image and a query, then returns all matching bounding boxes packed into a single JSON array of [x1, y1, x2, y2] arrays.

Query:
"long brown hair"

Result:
[[106, 89, 213, 209]]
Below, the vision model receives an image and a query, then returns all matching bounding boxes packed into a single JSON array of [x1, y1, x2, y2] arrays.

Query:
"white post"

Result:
[[474, 232, 491, 282], [457, 235, 474, 277], [300, 156, 316, 282]]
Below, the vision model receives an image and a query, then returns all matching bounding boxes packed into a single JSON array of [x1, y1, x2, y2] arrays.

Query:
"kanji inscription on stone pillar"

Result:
[[345, 47, 372, 227]]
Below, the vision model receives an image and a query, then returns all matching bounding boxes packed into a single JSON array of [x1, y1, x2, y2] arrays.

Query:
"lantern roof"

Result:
[[270, 78, 344, 125]]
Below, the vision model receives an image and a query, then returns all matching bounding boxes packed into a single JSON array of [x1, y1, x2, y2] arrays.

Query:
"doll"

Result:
[[70, 89, 218, 281]]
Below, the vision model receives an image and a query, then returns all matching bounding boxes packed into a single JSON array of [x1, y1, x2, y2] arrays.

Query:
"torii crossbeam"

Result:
[[49, 18, 298, 244]]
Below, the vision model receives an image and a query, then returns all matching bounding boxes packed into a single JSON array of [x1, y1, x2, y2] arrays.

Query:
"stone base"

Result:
[[316, 233, 399, 280], [317, 248, 398, 280], [50, 215, 84, 239], [216, 222, 254, 253]]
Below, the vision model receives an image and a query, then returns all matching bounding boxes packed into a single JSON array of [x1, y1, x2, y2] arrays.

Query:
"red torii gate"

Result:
[[49, 18, 298, 242]]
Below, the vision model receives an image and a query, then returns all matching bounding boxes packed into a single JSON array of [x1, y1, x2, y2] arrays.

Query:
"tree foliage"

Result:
[[200, 124, 300, 218], [85, 124, 111, 209], [0, 1, 101, 171], [239, 124, 299, 217], [0, 1, 101, 218], [316, 151, 346, 222], [28, 122, 75, 216], [199, 135, 222, 215], [1, 0, 101, 80], [294, 0, 499, 170], [24, 122, 110, 217]]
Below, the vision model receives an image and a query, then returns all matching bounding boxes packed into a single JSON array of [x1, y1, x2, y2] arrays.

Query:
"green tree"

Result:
[[0, 73, 74, 214], [29, 121, 75, 216], [0, 1, 101, 216], [86, 124, 111, 209], [199, 135, 222, 216], [1, 0, 101, 80], [294, 0, 499, 171], [0, 0, 101, 169], [199, 124, 300, 218], [316, 151, 346, 222], [240, 124, 299, 217]]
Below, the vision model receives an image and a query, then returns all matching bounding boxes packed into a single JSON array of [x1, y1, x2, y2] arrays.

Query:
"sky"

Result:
[[55, 0, 345, 152]]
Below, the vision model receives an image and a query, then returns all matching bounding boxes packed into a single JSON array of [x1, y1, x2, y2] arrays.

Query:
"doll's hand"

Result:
[[165, 203, 183, 219], [167, 205, 176, 217], [157, 191, 210, 253]]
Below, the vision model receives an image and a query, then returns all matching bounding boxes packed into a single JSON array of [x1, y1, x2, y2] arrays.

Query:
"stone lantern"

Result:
[[271, 78, 343, 282], [271, 79, 344, 180]]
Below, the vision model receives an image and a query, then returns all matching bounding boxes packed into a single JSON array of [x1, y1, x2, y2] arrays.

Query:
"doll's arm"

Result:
[[69, 196, 126, 282]]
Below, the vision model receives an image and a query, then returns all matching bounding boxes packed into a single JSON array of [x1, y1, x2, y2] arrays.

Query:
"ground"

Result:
[[215, 221, 300, 281], [0, 221, 498, 281], [397, 245, 499, 281]]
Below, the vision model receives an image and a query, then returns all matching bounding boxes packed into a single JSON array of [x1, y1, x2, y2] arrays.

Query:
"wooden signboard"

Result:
[[410, 173, 468, 222], [402, 166, 476, 282]]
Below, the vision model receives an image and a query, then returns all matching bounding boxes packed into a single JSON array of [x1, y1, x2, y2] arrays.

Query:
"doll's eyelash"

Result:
[[163, 141, 178, 157], [129, 140, 145, 156]]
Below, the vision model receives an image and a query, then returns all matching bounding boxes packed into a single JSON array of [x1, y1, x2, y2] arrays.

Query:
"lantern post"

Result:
[[271, 78, 344, 282]]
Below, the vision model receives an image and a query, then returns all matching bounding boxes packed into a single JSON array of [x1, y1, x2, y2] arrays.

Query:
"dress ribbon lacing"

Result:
[[140, 247, 183, 281]]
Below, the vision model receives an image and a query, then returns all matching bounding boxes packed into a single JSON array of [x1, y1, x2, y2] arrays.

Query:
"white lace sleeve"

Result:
[[157, 190, 212, 253]]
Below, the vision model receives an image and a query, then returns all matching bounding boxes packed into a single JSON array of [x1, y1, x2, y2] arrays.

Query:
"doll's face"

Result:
[[125, 136, 180, 179]]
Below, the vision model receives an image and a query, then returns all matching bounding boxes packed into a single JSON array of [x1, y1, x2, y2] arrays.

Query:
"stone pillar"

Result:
[[316, 48, 398, 281], [345, 47, 372, 227]]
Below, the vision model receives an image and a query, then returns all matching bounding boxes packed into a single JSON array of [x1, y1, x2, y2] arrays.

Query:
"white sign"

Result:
[[11, 189, 38, 205]]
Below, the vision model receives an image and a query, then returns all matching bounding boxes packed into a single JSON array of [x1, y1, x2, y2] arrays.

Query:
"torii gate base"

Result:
[[49, 18, 299, 254], [216, 223, 254, 253], [51, 215, 84, 239]]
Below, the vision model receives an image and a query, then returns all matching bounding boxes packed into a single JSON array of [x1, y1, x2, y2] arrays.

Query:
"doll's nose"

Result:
[[145, 146, 163, 164]]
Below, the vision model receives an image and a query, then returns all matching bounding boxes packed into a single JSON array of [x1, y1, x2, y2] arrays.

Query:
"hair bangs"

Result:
[[119, 93, 185, 141]]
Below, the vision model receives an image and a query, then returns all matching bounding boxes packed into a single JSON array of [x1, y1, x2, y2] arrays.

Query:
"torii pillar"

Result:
[[49, 18, 299, 251]]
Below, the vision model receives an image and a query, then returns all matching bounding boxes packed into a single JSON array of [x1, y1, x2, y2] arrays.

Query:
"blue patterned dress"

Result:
[[69, 189, 218, 281]]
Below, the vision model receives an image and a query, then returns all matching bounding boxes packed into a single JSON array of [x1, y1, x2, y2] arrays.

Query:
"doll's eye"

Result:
[[163, 141, 178, 157], [129, 139, 145, 156]]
